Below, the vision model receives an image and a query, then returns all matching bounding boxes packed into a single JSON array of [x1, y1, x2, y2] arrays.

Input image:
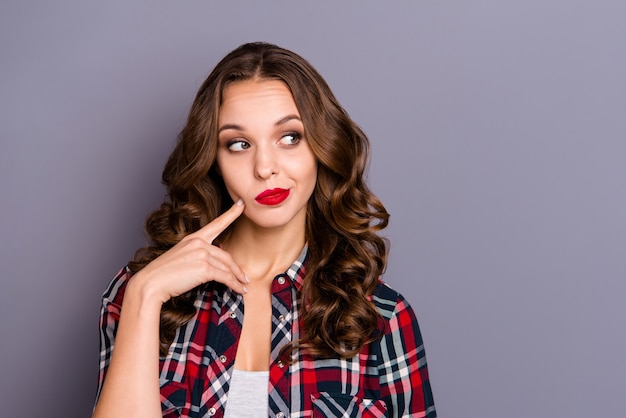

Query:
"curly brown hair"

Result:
[[128, 42, 390, 359]]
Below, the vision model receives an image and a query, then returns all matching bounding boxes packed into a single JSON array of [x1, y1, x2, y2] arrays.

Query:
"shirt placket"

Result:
[[268, 272, 295, 418], [203, 289, 244, 417]]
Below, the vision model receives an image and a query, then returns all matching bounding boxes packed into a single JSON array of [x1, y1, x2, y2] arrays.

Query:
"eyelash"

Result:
[[225, 132, 303, 152]]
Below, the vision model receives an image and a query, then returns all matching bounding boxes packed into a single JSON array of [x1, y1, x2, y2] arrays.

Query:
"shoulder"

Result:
[[101, 266, 133, 308], [371, 279, 414, 321]]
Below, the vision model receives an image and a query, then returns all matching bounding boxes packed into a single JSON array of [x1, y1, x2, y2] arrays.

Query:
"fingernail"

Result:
[[245, 275, 251, 283], [236, 199, 243, 206], [242, 286, 248, 294]]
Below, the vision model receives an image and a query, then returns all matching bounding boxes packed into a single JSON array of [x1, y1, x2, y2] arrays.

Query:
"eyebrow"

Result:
[[217, 114, 302, 134]]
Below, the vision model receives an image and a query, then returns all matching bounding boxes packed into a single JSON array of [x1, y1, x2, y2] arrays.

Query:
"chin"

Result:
[[244, 206, 306, 231], [247, 216, 294, 230]]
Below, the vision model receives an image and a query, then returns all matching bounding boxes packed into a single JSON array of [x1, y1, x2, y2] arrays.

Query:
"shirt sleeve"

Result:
[[377, 291, 436, 417], [94, 267, 132, 405]]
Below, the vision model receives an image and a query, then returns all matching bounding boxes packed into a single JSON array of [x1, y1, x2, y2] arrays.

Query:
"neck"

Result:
[[222, 217, 306, 284]]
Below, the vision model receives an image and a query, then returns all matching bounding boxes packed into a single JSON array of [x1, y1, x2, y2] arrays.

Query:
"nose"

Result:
[[253, 145, 278, 179]]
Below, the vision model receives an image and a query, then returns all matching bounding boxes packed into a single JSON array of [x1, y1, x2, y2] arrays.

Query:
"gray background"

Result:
[[1, 1, 624, 417]]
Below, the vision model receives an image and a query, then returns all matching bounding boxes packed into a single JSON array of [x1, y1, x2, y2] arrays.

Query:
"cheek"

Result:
[[216, 154, 241, 191], [308, 165, 318, 187], [287, 155, 317, 184], [216, 161, 239, 192], [301, 161, 318, 196]]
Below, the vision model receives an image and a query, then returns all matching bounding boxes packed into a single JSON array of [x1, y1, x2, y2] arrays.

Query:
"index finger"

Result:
[[196, 199, 245, 243]]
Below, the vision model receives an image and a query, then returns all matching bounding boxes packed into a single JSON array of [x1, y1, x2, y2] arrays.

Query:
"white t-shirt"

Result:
[[223, 369, 269, 418]]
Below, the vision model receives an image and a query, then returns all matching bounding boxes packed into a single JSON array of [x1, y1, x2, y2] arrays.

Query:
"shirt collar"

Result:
[[285, 244, 308, 291]]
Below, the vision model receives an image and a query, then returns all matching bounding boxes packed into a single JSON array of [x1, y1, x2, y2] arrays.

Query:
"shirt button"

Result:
[[278, 314, 285, 321], [229, 311, 236, 319], [277, 277, 285, 285], [277, 360, 284, 368], [276, 413, 284, 418], [208, 407, 216, 416], [219, 355, 227, 363]]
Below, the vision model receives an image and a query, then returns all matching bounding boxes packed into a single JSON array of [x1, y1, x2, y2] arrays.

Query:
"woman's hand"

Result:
[[130, 200, 249, 304], [93, 203, 247, 418]]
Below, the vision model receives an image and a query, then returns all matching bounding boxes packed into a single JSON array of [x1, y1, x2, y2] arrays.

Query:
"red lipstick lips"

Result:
[[255, 188, 290, 205]]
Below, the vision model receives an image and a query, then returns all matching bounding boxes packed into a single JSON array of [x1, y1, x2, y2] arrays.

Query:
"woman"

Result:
[[93, 42, 436, 418]]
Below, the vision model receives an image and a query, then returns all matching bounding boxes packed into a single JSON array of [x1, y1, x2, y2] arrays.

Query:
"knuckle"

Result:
[[198, 263, 213, 276], [189, 247, 209, 262], [182, 236, 202, 247]]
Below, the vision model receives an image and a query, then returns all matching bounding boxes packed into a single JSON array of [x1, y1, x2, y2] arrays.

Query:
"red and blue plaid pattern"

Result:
[[96, 247, 436, 417]]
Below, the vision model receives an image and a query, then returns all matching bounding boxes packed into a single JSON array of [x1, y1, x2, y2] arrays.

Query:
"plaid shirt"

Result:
[[96, 247, 436, 417]]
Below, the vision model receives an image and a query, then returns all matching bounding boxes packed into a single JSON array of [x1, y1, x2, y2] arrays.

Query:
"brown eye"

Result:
[[227, 140, 251, 151], [278, 132, 302, 145]]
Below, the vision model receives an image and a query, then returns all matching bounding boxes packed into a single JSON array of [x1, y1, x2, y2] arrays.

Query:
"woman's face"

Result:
[[216, 79, 317, 231]]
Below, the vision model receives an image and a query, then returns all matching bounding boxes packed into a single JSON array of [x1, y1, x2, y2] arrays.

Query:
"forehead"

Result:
[[218, 79, 300, 124]]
